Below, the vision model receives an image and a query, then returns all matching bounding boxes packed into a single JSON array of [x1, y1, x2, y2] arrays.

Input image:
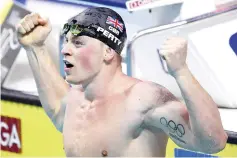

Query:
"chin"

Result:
[[65, 75, 80, 85], [66, 75, 89, 85], [65, 72, 96, 86]]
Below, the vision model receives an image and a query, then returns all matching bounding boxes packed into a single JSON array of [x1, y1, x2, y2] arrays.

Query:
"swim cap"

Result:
[[63, 7, 127, 54]]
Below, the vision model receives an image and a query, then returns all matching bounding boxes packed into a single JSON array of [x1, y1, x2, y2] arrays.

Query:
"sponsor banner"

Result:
[[0, 1, 31, 84], [1, 116, 22, 153], [126, 0, 183, 11], [1, 100, 65, 156]]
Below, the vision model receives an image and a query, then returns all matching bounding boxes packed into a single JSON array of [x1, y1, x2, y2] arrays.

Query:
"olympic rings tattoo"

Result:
[[160, 117, 185, 137]]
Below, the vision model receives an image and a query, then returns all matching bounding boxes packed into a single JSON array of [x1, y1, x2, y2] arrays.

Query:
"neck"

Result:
[[82, 65, 124, 101]]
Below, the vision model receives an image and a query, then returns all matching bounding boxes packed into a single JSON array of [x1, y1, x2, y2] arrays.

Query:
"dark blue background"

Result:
[[229, 32, 237, 56], [15, 0, 127, 8]]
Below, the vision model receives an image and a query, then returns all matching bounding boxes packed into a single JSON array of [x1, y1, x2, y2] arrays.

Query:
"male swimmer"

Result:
[[16, 7, 227, 157]]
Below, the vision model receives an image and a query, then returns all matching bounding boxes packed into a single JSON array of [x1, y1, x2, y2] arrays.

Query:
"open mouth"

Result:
[[63, 60, 74, 68]]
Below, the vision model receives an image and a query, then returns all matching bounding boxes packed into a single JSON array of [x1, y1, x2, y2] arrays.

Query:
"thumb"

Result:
[[38, 17, 49, 26]]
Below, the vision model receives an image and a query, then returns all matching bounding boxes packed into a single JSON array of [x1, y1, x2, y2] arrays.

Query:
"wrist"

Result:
[[24, 44, 46, 51], [172, 64, 190, 78], [32, 44, 47, 50]]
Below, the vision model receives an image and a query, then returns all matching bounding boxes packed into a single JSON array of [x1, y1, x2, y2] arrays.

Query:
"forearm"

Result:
[[25, 45, 69, 117], [173, 64, 227, 151]]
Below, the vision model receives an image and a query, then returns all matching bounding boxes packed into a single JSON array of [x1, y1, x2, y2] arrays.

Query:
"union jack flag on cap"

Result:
[[106, 16, 124, 32]]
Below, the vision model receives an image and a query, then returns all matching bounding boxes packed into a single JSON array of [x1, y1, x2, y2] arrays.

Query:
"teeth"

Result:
[[63, 60, 71, 65], [63, 60, 73, 68]]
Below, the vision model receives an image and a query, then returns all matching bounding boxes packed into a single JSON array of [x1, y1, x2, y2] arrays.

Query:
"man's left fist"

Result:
[[159, 37, 188, 75]]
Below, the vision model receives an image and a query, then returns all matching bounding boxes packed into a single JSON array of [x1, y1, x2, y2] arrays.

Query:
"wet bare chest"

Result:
[[62, 95, 144, 157]]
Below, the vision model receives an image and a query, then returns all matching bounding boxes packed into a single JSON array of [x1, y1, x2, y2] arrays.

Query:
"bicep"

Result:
[[144, 101, 196, 150]]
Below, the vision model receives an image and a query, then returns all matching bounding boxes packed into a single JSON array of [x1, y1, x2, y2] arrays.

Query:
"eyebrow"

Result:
[[65, 35, 84, 41], [72, 36, 84, 41]]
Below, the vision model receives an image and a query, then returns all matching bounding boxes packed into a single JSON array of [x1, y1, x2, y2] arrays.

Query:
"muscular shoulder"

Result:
[[130, 81, 177, 108]]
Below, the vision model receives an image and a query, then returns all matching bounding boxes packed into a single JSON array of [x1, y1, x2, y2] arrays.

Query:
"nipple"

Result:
[[101, 150, 108, 157]]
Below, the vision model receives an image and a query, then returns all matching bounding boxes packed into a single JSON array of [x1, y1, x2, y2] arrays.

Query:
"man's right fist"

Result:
[[16, 13, 52, 47]]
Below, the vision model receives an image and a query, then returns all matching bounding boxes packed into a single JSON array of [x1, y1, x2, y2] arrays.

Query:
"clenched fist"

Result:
[[16, 13, 51, 48], [159, 37, 188, 76]]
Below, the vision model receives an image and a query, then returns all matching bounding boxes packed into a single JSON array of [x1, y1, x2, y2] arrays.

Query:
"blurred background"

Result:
[[1, 0, 237, 157]]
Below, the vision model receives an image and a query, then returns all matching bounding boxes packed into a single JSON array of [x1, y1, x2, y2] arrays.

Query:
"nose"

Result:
[[61, 44, 73, 56]]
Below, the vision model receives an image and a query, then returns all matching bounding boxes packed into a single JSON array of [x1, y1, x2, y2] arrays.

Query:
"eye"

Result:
[[64, 37, 68, 43], [74, 40, 83, 46]]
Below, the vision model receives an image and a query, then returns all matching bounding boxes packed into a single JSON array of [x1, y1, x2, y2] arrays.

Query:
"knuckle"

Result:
[[33, 12, 40, 17], [24, 14, 30, 20], [22, 21, 27, 27], [21, 20, 26, 26], [34, 14, 40, 21], [20, 18, 25, 24], [29, 24, 34, 29], [30, 13, 35, 19], [29, 19, 34, 24], [29, 17, 34, 23], [30, 12, 37, 17], [32, 17, 38, 24]]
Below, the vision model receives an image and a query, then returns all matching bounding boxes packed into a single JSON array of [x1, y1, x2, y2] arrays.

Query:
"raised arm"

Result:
[[144, 85, 226, 154], [16, 13, 69, 132], [144, 37, 227, 154]]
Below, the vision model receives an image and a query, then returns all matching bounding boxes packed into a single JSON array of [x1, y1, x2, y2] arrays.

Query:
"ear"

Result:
[[104, 46, 115, 63]]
